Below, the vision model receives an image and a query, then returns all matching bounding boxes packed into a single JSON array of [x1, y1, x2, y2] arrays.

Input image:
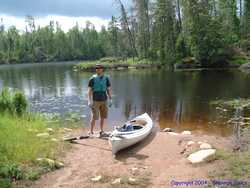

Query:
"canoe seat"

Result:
[[133, 125, 143, 130], [118, 124, 143, 132]]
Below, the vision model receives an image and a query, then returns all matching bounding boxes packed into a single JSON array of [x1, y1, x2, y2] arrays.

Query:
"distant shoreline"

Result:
[[0, 61, 80, 68]]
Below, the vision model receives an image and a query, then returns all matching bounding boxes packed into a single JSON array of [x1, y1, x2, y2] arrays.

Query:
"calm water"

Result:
[[1, 62, 250, 136]]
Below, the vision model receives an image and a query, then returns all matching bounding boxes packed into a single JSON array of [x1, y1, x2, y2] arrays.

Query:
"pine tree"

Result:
[[108, 16, 119, 57], [134, 0, 150, 58], [218, 0, 240, 43], [154, 0, 176, 67], [243, 0, 250, 39]]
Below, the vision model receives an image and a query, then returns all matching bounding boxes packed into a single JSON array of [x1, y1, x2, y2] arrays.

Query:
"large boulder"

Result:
[[187, 149, 216, 164]]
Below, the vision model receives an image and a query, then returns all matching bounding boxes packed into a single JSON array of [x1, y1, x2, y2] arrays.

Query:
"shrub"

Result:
[[0, 89, 14, 114], [240, 39, 250, 52], [13, 92, 28, 116], [0, 89, 27, 116]]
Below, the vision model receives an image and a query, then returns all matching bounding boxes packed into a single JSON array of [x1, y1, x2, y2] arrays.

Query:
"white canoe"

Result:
[[109, 113, 153, 155]]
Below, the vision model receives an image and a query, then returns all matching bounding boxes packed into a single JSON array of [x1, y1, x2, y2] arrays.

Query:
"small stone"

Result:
[[91, 175, 102, 182], [55, 161, 64, 168], [111, 178, 121, 184], [216, 107, 224, 110], [187, 141, 195, 147], [28, 128, 38, 132], [181, 131, 191, 135], [187, 149, 216, 164], [162, 128, 174, 132], [36, 133, 50, 138], [47, 128, 54, 133], [63, 128, 73, 132], [129, 177, 136, 182], [200, 143, 212, 149], [131, 167, 138, 171], [198, 141, 203, 145], [37, 158, 55, 168], [51, 138, 58, 142], [36, 158, 64, 169]]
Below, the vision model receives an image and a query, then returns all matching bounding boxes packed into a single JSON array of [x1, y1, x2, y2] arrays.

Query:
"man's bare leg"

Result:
[[100, 118, 105, 132], [90, 116, 95, 134]]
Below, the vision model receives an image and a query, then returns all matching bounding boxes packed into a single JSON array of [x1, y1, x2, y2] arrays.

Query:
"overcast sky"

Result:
[[0, 0, 130, 31]]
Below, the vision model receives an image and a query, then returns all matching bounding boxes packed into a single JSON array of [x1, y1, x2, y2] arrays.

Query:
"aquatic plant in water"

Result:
[[210, 98, 250, 109]]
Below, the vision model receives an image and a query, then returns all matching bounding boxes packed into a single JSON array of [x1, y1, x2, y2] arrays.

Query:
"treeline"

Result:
[[114, 0, 250, 67], [0, 0, 249, 66], [0, 16, 109, 63]]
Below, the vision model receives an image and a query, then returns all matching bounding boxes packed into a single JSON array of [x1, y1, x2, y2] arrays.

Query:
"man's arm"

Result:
[[88, 87, 93, 102], [106, 77, 112, 100], [87, 78, 93, 106], [107, 86, 112, 100]]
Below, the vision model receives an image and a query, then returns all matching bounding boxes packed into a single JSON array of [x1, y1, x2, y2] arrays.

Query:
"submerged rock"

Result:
[[187, 149, 216, 164], [240, 63, 250, 70]]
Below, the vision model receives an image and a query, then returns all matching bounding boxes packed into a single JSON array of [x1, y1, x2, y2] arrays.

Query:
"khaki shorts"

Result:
[[91, 101, 108, 120]]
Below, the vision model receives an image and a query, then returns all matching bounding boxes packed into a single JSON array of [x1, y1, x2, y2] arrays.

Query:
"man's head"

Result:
[[95, 64, 104, 75]]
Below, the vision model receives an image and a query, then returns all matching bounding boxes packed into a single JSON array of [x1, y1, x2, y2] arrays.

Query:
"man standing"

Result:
[[87, 64, 112, 136]]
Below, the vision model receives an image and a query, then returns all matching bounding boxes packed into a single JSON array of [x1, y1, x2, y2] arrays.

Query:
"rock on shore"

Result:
[[187, 149, 216, 164]]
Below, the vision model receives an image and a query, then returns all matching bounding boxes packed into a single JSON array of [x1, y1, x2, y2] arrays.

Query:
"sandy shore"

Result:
[[20, 129, 233, 188]]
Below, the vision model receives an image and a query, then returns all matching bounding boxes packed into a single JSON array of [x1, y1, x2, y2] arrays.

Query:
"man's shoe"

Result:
[[99, 131, 109, 137], [88, 131, 94, 137]]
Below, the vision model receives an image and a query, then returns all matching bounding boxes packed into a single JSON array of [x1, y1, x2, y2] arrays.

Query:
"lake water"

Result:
[[1, 62, 250, 137]]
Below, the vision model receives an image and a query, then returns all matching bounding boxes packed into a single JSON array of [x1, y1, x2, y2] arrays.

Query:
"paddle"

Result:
[[63, 135, 89, 142]]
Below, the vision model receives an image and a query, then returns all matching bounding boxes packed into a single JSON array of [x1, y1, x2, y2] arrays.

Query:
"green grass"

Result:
[[0, 113, 66, 187], [210, 150, 250, 186], [0, 89, 68, 187], [0, 114, 60, 164], [230, 55, 249, 65]]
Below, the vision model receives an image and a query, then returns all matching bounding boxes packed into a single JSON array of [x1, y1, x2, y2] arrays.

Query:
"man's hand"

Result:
[[88, 100, 93, 108], [108, 99, 112, 108]]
